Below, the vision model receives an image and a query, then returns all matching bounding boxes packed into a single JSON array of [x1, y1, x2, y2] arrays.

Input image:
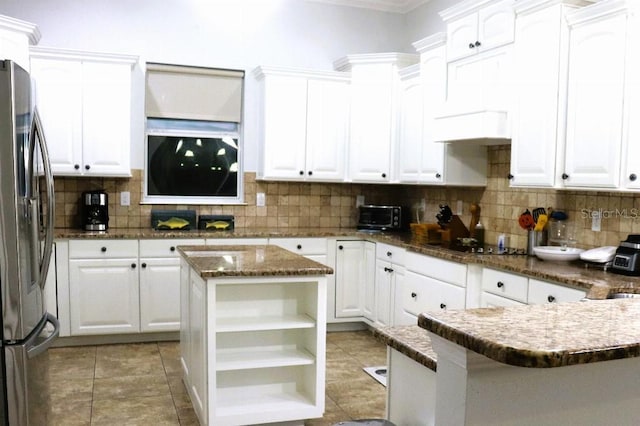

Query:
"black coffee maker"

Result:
[[81, 190, 109, 231]]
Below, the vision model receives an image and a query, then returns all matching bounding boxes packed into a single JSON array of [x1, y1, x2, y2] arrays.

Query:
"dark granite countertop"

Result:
[[373, 325, 437, 372], [177, 244, 334, 278]]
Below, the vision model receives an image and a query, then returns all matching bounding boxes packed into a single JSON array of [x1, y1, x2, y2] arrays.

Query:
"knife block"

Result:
[[439, 215, 470, 248]]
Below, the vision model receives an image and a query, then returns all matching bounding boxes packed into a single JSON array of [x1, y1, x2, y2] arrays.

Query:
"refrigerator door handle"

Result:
[[26, 313, 60, 359], [29, 107, 55, 290]]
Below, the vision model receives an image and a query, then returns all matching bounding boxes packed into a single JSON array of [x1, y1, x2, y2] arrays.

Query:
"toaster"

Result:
[[611, 235, 640, 275]]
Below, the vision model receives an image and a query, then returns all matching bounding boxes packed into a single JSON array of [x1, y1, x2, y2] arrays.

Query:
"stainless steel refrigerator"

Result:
[[0, 59, 59, 425]]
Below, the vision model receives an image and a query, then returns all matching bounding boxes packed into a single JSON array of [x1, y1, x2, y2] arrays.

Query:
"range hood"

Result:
[[433, 108, 511, 145]]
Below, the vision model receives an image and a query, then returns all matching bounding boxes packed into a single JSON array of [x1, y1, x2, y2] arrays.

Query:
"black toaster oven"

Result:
[[357, 205, 409, 231]]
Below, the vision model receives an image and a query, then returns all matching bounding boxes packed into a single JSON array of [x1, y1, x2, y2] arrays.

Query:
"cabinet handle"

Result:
[[131, 263, 136, 269], [562, 173, 569, 180], [297, 244, 302, 250], [630, 174, 637, 182], [497, 281, 504, 288], [474, 40, 481, 47], [170, 246, 176, 252], [381, 173, 387, 178], [440, 303, 446, 309], [299, 170, 304, 175], [508, 173, 514, 180], [85, 164, 90, 170], [141, 262, 147, 268], [384, 267, 394, 273], [547, 295, 556, 303], [101, 247, 107, 252], [308, 171, 313, 176], [411, 292, 417, 298], [435, 173, 441, 178], [74, 164, 80, 170], [468, 42, 475, 49], [338, 245, 344, 250]]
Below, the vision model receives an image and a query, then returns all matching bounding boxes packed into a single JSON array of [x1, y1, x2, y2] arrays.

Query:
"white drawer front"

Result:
[[405, 251, 467, 287], [402, 271, 465, 317], [482, 268, 528, 303], [527, 279, 587, 305], [139, 239, 205, 258], [269, 238, 327, 255], [376, 243, 406, 264], [481, 292, 527, 308], [69, 239, 138, 259]]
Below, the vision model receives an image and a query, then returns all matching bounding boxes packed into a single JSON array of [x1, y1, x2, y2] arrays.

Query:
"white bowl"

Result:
[[533, 246, 584, 261]]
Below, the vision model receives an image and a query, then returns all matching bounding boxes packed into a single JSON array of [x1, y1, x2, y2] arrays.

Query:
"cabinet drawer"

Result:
[[402, 271, 465, 316], [481, 268, 528, 303], [269, 238, 327, 255], [206, 238, 268, 246], [527, 279, 587, 305], [69, 239, 138, 259], [405, 252, 467, 287], [139, 239, 205, 258], [481, 291, 526, 308], [376, 243, 406, 265]]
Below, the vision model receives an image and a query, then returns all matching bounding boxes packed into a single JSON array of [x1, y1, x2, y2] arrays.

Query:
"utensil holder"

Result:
[[527, 230, 548, 255]]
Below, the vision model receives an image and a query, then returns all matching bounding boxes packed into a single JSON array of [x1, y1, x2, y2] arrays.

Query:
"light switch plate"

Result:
[[120, 191, 130, 206], [591, 210, 601, 232], [356, 195, 365, 208], [256, 192, 266, 207], [456, 200, 463, 215]]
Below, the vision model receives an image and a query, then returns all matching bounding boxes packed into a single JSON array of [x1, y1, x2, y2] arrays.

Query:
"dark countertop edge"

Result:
[[372, 326, 437, 372], [417, 312, 640, 368]]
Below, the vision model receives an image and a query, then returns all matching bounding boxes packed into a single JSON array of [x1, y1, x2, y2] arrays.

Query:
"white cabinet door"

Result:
[[188, 273, 207, 423], [420, 45, 446, 184], [510, 5, 565, 187], [563, 12, 626, 188], [447, 13, 479, 61], [349, 63, 394, 182], [81, 61, 132, 176], [335, 241, 367, 318], [621, 18, 640, 189], [305, 78, 348, 181], [260, 74, 308, 180], [139, 257, 181, 332], [30, 57, 83, 175], [397, 72, 427, 183], [69, 258, 139, 335], [373, 260, 394, 327]]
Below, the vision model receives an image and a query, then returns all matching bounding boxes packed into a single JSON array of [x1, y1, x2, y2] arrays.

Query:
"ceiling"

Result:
[[307, 0, 430, 14]]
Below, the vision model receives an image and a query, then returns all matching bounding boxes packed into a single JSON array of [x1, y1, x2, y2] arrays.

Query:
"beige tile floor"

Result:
[[47, 329, 388, 425]]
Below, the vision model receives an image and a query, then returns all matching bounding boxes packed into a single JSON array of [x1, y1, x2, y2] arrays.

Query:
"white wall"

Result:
[[0, 0, 446, 171]]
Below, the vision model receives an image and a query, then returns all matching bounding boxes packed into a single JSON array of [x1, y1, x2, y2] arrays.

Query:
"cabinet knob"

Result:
[[101, 247, 107, 252], [435, 173, 441, 178], [170, 246, 176, 252], [562, 173, 569, 180], [85, 164, 90, 170], [386, 251, 392, 257], [381, 173, 387, 178], [497, 281, 504, 288], [508, 173, 514, 180], [384, 267, 394, 273], [299, 170, 304, 175], [411, 292, 417, 298], [474, 40, 481, 47], [547, 295, 556, 303], [338, 245, 344, 250], [131, 263, 136, 269], [74, 164, 80, 170], [297, 244, 302, 250], [141, 262, 147, 268], [440, 303, 446, 309], [630, 174, 637, 182], [308, 171, 313, 176], [468, 42, 475, 49]]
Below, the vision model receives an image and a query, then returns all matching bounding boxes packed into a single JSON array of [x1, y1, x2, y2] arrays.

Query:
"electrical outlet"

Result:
[[256, 192, 266, 207], [456, 200, 463, 215], [356, 195, 365, 208], [120, 191, 130, 206], [592, 210, 601, 232]]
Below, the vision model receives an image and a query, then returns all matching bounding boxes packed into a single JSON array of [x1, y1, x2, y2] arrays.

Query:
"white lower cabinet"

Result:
[[371, 244, 405, 327], [527, 278, 586, 304], [334, 240, 375, 318], [269, 237, 327, 265], [68, 239, 140, 335], [180, 261, 326, 426]]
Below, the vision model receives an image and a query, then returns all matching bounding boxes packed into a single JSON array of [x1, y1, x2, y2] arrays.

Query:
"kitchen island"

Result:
[[178, 245, 333, 426]]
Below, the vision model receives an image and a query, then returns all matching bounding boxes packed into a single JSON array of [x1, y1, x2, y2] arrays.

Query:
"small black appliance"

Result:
[[81, 190, 109, 231], [611, 235, 640, 275]]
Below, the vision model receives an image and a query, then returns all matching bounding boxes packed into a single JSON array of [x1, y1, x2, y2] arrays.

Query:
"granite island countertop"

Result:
[[178, 244, 334, 278], [418, 298, 640, 368]]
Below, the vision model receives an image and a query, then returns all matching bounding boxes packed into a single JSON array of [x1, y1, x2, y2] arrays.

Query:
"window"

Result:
[[144, 63, 244, 204]]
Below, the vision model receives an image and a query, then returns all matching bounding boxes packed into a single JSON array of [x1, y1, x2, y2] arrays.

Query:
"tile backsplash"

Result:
[[54, 145, 640, 251]]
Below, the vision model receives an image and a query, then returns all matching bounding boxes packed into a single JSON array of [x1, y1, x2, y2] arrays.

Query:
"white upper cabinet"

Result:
[[335, 53, 418, 183], [254, 67, 349, 182], [0, 15, 39, 72], [622, 13, 640, 189], [442, 0, 516, 62], [30, 47, 136, 177], [563, 3, 628, 188], [510, 0, 588, 188]]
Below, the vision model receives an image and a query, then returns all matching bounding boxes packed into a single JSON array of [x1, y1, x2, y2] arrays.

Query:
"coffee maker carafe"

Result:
[[81, 190, 109, 231]]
